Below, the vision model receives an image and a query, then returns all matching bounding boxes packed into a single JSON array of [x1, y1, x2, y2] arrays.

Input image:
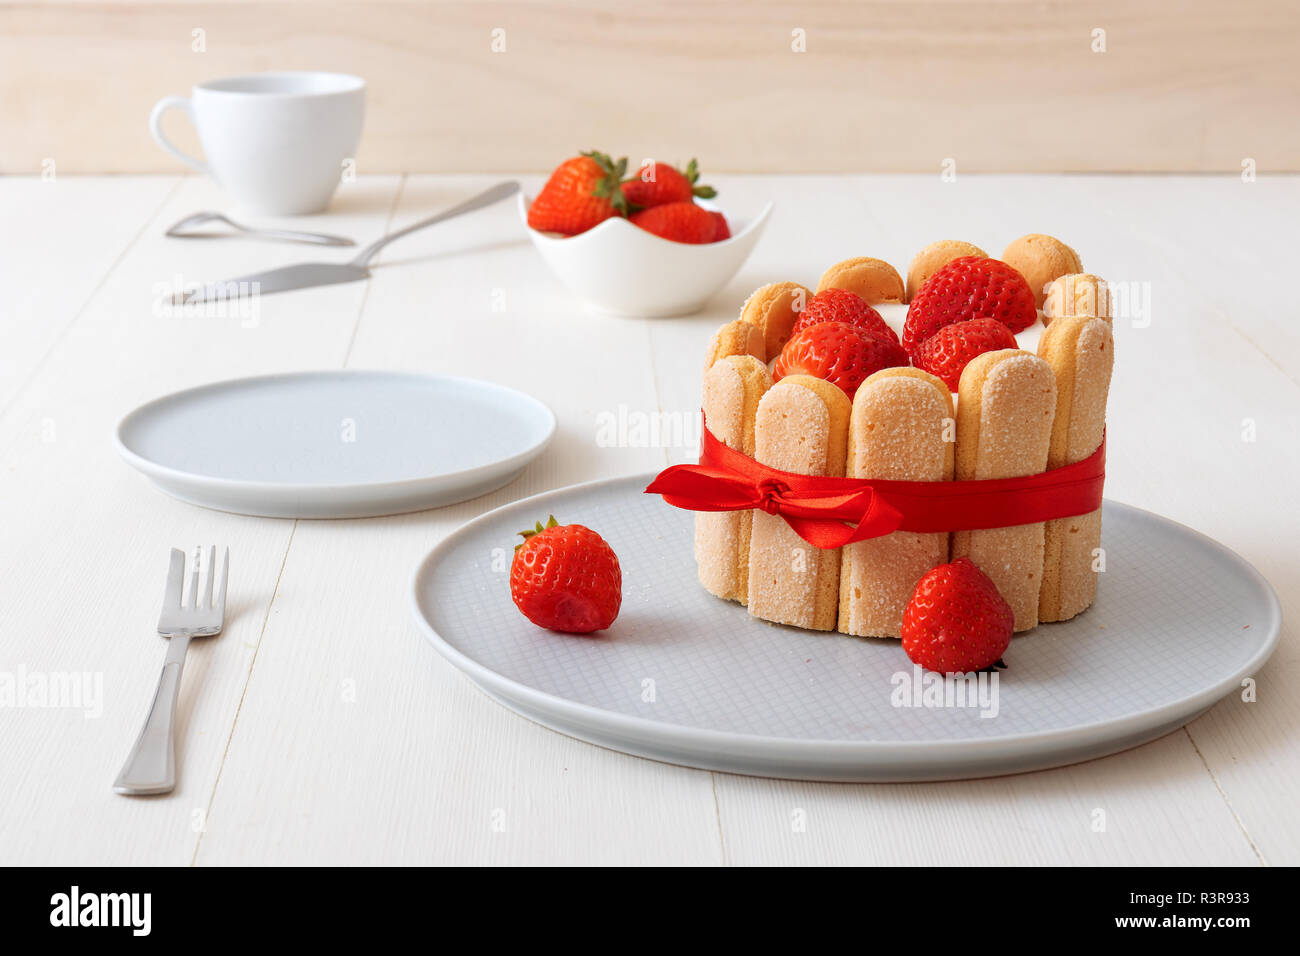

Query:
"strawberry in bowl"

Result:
[[628, 202, 720, 244], [623, 160, 730, 244], [522, 150, 772, 317], [525, 152, 630, 236], [621, 158, 716, 209]]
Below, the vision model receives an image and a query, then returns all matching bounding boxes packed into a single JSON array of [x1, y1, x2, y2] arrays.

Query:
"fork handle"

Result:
[[113, 635, 191, 795]]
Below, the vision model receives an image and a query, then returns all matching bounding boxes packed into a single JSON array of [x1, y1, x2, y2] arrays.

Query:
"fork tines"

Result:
[[159, 546, 228, 634]]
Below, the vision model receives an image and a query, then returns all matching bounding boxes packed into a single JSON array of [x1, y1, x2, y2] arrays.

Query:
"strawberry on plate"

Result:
[[527, 151, 629, 236], [772, 320, 909, 400], [621, 158, 716, 208], [913, 317, 1018, 391], [510, 516, 622, 634], [901, 557, 1014, 673], [789, 287, 898, 345], [629, 201, 717, 244], [902, 256, 1037, 356]]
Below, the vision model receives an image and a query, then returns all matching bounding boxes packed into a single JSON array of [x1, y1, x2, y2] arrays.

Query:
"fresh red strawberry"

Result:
[[913, 317, 1018, 391], [510, 516, 621, 634], [772, 321, 909, 400], [527, 151, 629, 236], [621, 158, 716, 208], [629, 201, 717, 244], [901, 558, 1014, 673], [708, 210, 730, 241], [902, 256, 1037, 356], [789, 287, 898, 345]]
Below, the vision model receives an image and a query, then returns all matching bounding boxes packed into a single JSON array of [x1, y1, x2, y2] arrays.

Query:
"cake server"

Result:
[[171, 180, 519, 305]]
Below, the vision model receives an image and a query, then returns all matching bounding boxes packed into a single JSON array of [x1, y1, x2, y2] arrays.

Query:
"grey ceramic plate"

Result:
[[411, 473, 1280, 781], [116, 370, 556, 518]]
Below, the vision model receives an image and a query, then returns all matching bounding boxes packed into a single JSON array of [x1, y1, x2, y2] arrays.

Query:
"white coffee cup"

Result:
[[150, 71, 366, 216]]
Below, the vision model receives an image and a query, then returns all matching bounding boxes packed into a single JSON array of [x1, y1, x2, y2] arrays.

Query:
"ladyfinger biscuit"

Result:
[[839, 368, 954, 638], [951, 350, 1057, 631], [703, 318, 765, 371], [1043, 273, 1112, 325], [1037, 316, 1114, 622], [816, 257, 905, 305], [740, 281, 810, 358], [1001, 234, 1083, 309], [906, 240, 988, 302], [747, 374, 850, 631], [696, 355, 773, 603]]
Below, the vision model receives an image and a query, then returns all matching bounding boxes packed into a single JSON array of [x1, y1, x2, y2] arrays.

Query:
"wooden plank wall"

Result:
[[2, 1, 1297, 174]]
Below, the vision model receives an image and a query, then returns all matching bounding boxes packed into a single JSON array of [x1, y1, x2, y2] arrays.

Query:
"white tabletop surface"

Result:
[[1, 172, 1295, 866]]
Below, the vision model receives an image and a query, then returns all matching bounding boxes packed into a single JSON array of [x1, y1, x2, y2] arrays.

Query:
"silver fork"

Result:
[[113, 547, 229, 796]]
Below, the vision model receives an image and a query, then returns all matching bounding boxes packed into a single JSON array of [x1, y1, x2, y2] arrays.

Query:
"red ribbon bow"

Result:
[[644, 413, 1106, 550]]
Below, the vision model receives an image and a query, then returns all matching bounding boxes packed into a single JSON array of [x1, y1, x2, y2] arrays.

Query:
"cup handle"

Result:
[[149, 96, 209, 175]]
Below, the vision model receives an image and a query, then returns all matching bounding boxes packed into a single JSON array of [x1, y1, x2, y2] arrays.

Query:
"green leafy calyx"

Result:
[[581, 150, 630, 214], [515, 514, 560, 551], [684, 158, 717, 199]]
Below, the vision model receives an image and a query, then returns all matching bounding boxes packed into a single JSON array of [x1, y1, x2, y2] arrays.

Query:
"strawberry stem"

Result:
[[514, 514, 560, 551], [683, 158, 717, 199], [581, 150, 630, 215]]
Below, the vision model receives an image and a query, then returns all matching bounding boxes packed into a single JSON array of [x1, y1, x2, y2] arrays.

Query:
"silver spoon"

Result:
[[164, 211, 355, 247]]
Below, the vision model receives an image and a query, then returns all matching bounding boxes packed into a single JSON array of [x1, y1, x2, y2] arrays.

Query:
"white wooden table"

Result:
[[2, 173, 1295, 866]]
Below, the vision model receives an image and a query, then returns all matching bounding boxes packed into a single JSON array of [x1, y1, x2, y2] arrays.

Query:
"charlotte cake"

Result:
[[1037, 316, 1114, 621], [1001, 233, 1083, 309], [746, 375, 849, 630], [905, 240, 987, 303], [949, 349, 1058, 632], [838, 367, 954, 638], [1043, 273, 1112, 324], [677, 236, 1112, 641], [695, 354, 772, 603], [816, 257, 906, 305]]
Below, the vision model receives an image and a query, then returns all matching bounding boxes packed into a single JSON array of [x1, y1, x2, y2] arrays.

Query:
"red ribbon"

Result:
[[644, 413, 1106, 550]]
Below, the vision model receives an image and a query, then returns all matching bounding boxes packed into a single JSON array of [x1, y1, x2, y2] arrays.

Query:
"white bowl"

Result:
[[519, 193, 773, 317]]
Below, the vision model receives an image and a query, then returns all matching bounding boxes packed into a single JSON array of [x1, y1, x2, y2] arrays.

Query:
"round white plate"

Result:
[[116, 370, 556, 518], [411, 473, 1281, 782]]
